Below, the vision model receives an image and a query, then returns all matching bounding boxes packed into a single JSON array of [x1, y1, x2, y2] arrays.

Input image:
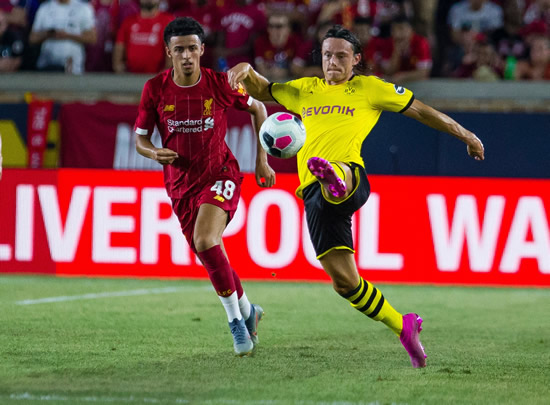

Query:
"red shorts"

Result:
[[171, 172, 243, 252]]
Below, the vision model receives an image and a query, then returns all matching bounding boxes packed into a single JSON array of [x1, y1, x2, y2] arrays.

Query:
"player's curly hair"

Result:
[[164, 17, 205, 46], [321, 25, 368, 74]]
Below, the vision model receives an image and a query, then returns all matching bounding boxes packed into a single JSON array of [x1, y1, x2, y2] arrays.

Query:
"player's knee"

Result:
[[332, 279, 356, 297], [193, 235, 219, 252]]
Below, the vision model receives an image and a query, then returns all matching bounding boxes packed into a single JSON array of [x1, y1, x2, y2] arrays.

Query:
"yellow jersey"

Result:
[[270, 75, 414, 198]]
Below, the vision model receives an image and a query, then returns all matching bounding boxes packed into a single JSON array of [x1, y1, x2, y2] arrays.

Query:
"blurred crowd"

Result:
[[0, 0, 549, 81]]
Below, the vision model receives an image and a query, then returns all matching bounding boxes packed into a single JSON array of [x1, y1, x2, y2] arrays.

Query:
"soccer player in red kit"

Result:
[[134, 17, 276, 356]]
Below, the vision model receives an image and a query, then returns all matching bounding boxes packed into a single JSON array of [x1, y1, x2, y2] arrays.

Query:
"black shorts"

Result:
[[303, 163, 370, 259]]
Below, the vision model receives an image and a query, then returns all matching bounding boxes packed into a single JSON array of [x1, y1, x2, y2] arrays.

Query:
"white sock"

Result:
[[238, 292, 251, 320], [219, 291, 242, 322]]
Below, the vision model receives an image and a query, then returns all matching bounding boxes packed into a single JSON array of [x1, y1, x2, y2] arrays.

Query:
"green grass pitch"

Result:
[[0, 275, 549, 405]]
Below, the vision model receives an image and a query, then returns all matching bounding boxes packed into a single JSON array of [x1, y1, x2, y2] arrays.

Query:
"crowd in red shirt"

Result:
[[1, 0, 549, 81]]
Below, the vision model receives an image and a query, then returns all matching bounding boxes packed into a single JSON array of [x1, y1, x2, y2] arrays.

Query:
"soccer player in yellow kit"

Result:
[[228, 25, 484, 368]]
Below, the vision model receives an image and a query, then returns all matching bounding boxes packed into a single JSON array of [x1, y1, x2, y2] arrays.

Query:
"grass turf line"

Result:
[[0, 275, 549, 405]]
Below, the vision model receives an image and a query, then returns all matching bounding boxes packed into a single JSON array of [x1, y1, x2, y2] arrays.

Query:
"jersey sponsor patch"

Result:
[[394, 85, 405, 95]]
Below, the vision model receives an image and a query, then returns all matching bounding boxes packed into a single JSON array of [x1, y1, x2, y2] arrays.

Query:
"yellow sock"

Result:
[[342, 277, 403, 336]]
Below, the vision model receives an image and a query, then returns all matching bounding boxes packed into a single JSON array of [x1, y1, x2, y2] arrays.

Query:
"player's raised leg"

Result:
[[321, 250, 427, 368], [194, 204, 253, 356]]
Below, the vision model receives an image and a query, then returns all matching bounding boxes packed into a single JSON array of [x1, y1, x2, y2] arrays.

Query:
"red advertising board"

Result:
[[0, 168, 549, 287], [59, 101, 297, 173]]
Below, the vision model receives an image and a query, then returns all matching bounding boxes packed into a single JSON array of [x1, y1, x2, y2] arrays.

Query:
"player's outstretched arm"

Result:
[[248, 99, 276, 188], [403, 99, 485, 161], [227, 63, 274, 102], [135, 134, 178, 165]]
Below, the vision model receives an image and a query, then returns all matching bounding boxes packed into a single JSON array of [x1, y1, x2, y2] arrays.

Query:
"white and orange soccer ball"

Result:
[[259, 112, 306, 159]]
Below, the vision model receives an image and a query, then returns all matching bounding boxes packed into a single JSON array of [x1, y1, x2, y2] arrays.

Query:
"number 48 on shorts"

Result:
[[210, 180, 236, 200]]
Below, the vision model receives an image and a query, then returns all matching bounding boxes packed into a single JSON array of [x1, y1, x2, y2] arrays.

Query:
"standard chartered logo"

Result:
[[166, 117, 215, 133], [204, 117, 214, 130]]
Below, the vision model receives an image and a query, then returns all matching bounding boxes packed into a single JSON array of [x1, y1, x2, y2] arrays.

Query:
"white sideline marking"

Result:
[[6, 393, 397, 405], [7, 393, 190, 403], [15, 286, 212, 306]]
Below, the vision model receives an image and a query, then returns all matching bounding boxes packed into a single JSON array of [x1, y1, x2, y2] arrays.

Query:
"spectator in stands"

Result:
[[86, 0, 140, 72], [520, 19, 549, 45], [524, 0, 550, 27], [215, 0, 265, 71], [0, 0, 27, 29], [172, 0, 218, 69], [454, 33, 503, 80], [262, 0, 309, 34], [29, 0, 97, 74], [113, 0, 173, 74], [377, 15, 432, 82], [448, 0, 504, 46], [0, 10, 25, 71], [353, 15, 373, 48], [301, 19, 332, 78], [364, 0, 413, 38], [490, 5, 528, 69], [315, 0, 353, 28], [515, 35, 550, 79], [444, 16, 482, 76], [351, 16, 377, 73], [253, 13, 307, 80], [410, 0, 437, 39], [87, 0, 116, 72]]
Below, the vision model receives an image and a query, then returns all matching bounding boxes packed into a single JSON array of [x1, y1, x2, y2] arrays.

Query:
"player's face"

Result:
[[321, 38, 361, 85], [166, 35, 204, 81]]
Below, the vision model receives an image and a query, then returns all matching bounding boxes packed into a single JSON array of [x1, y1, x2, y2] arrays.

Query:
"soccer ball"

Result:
[[259, 112, 306, 159]]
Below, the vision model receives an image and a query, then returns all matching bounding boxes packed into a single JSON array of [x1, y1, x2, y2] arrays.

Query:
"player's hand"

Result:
[[227, 63, 251, 90], [467, 135, 484, 161], [153, 148, 178, 165], [255, 160, 276, 188], [54, 30, 70, 40]]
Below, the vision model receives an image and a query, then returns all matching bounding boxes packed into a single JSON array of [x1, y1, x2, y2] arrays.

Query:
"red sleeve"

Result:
[[215, 72, 252, 111], [414, 35, 432, 64], [134, 80, 158, 136]]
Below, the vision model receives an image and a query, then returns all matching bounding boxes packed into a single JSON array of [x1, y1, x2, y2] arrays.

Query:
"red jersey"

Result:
[[371, 33, 432, 73], [134, 67, 253, 198], [253, 33, 307, 69], [115, 12, 174, 73], [218, 3, 266, 66], [173, 2, 220, 69]]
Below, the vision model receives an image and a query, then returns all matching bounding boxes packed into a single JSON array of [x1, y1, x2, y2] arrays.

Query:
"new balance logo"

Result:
[[164, 105, 175, 111]]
